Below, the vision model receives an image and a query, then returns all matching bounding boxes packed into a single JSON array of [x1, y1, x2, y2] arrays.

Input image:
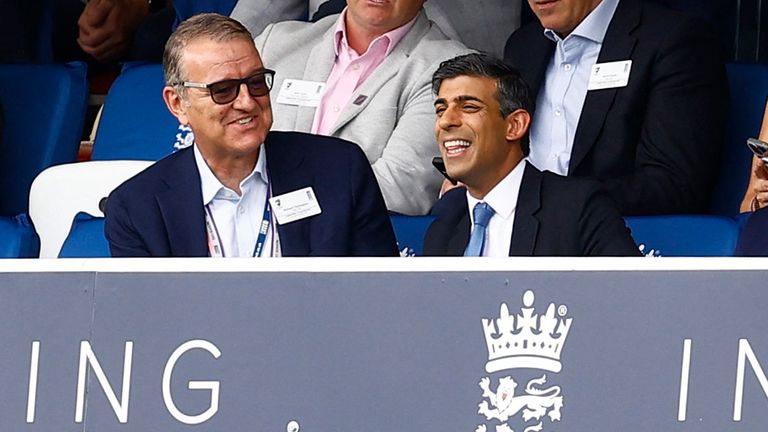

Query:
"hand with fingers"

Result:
[[77, 0, 150, 62], [741, 102, 768, 213]]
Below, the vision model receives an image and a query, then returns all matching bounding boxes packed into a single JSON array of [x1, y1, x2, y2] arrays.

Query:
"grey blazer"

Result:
[[232, 0, 520, 57], [255, 11, 471, 215], [422, 0, 520, 57], [230, 1, 308, 39]]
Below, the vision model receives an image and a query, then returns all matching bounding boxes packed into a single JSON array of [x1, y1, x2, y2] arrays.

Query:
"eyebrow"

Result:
[[434, 95, 485, 107]]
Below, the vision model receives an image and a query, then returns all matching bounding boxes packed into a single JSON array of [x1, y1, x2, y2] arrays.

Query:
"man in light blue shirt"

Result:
[[527, 0, 619, 176], [505, 0, 727, 215]]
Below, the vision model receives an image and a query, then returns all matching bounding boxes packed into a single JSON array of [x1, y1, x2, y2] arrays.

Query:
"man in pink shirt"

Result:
[[255, 0, 471, 215]]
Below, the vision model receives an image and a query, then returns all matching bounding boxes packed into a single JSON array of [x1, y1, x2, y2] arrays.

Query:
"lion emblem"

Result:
[[476, 374, 563, 431]]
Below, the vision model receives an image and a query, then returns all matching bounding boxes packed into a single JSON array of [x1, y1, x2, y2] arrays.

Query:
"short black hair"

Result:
[[432, 53, 534, 155]]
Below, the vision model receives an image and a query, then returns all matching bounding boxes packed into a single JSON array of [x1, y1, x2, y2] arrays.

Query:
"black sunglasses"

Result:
[[177, 69, 275, 104]]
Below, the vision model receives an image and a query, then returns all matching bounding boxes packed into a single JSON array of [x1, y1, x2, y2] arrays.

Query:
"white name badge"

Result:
[[270, 187, 322, 225], [587, 60, 632, 91], [276, 79, 326, 107]]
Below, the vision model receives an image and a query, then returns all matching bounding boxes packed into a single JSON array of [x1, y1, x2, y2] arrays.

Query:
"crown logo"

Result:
[[482, 290, 572, 373]]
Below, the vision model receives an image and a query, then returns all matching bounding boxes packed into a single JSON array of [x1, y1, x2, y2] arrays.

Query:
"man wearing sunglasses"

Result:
[[105, 13, 398, 257]]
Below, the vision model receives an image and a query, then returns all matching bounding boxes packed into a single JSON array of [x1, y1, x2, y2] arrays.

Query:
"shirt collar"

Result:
[[466, 160, 527, 222], [194, 143, 268, 205], [543, 0, 620, 44], [333, 7, 419, 57]]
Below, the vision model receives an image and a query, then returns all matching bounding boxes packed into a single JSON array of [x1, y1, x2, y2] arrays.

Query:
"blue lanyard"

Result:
[[204, 184, 273, 258], [252, 187, 272, 257]]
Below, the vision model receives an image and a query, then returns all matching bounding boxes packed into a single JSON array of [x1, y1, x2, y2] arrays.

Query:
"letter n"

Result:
[[75, 341, 134, 423], [733, 339, 768, 421]]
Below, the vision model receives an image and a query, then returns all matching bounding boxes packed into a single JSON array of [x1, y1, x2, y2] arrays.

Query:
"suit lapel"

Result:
[[328, 11, 431, 136], [295, 25, 338, 132], [264, 133, 311, 256], [155, 149, 208, 256], [569, 0, 640, 173], [445, 199, 471, 256], [509, 164, 542, 255], [523, 27, 556, 97]]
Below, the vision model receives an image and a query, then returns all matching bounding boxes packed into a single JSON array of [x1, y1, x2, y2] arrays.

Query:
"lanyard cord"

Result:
[[251, 187, 272, 257], [204, 182, 273, 258]]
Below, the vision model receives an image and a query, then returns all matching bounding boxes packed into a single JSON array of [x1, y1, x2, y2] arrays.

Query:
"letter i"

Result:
[[678, 339, 692, 421], [26, 341, 40, 423]]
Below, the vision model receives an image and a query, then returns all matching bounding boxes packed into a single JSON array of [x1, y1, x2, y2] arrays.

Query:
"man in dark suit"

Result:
[[424, 53, 639, 256], [105, 13, 397, 257], [505, 0, 727, 215]]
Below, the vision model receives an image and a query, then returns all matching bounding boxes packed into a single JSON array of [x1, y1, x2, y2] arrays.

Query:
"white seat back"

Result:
[[29, 160, 153, 258]]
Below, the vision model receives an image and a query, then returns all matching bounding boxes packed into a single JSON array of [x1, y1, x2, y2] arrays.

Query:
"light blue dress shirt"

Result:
[[527, 0, 620, 176], [194, 144, 278, 257]]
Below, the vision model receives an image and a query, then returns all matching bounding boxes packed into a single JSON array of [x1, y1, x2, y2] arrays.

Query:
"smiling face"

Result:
[[163, 37, 272, 164], [346, 0, 426, 35], [434, 75, 529, 198], [527, 0, 603, 37]]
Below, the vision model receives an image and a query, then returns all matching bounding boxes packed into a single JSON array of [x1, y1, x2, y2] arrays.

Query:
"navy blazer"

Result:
[[424, 163, 640, 256], [505, 0, 727, 215], [105, 131, 398, 257], [735, 208, 768, 257]]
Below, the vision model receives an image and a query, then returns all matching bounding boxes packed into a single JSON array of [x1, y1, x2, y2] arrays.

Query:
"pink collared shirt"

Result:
[[311, 8, 417, 135]]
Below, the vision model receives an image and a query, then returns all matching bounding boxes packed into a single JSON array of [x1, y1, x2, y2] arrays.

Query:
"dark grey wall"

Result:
[[1, 270, 767, 431]]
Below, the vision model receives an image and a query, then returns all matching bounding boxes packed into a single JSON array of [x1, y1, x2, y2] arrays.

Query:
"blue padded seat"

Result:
[[0, 62, 88, 216], [0, 215, 39, 258], [91, 62, 180, 161], [390, 215, 435, 256], [625, 215, 740, 257], [59, 213, 109, 258]]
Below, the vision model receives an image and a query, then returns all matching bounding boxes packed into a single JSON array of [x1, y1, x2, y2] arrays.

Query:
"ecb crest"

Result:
[[476, 290, 572, 432]]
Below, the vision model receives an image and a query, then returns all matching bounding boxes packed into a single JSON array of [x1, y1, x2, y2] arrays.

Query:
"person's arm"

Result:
[[601, 18, 727, 215], [346, 145, 399, 257], [579, 186, 642, 256], [740, 101, 768, 212], [230, 0, 307, 37], [104, 192, 152, 257], [367, 69, 447, 215], [78, 0, 151, 62]]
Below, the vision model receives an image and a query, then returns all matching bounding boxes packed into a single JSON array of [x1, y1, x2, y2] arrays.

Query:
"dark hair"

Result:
[[432, 53, 534, 155], [163, 13, 254, 88]]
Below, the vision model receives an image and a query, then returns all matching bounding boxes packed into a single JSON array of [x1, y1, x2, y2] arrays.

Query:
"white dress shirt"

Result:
[[194, 144, 279, 257], [465, 161, 526, 257], [527, 0, 620, 175]]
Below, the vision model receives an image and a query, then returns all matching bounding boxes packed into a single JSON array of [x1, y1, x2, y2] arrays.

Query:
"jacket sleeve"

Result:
[[602, 18, 727, 215], [104, 191, 152, 257], [231, 0, 306, 39], [579, 186, 642, 256], [347, 145, 400, 256]]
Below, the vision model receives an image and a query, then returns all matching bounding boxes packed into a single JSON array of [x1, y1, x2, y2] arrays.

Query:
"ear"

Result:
[[162, 86, 190, 125], [504, 109, 531, 143]]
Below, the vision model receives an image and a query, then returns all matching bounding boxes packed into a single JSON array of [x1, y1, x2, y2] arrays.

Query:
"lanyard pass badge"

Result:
[[270, 187, 322, 225]]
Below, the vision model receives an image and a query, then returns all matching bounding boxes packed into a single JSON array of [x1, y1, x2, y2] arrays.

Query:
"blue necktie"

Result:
[[464, 202, 495, 256]]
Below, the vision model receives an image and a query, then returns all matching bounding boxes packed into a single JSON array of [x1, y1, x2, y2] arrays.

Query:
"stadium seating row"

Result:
[[0, 61, 765, 258], [0, 204, 749, 258]]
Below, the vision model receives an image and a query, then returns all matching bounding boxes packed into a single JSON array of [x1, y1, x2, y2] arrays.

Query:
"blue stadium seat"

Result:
[[91, 62, 180, 161], [0, 215, 39, 258], [390, 215, 435, 256], [0, 62, 88, 216], [709, 63, 768, 216], [59, 213, 109, 258], [625, 215, 740, 256], [62, 215, 436, 259]]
